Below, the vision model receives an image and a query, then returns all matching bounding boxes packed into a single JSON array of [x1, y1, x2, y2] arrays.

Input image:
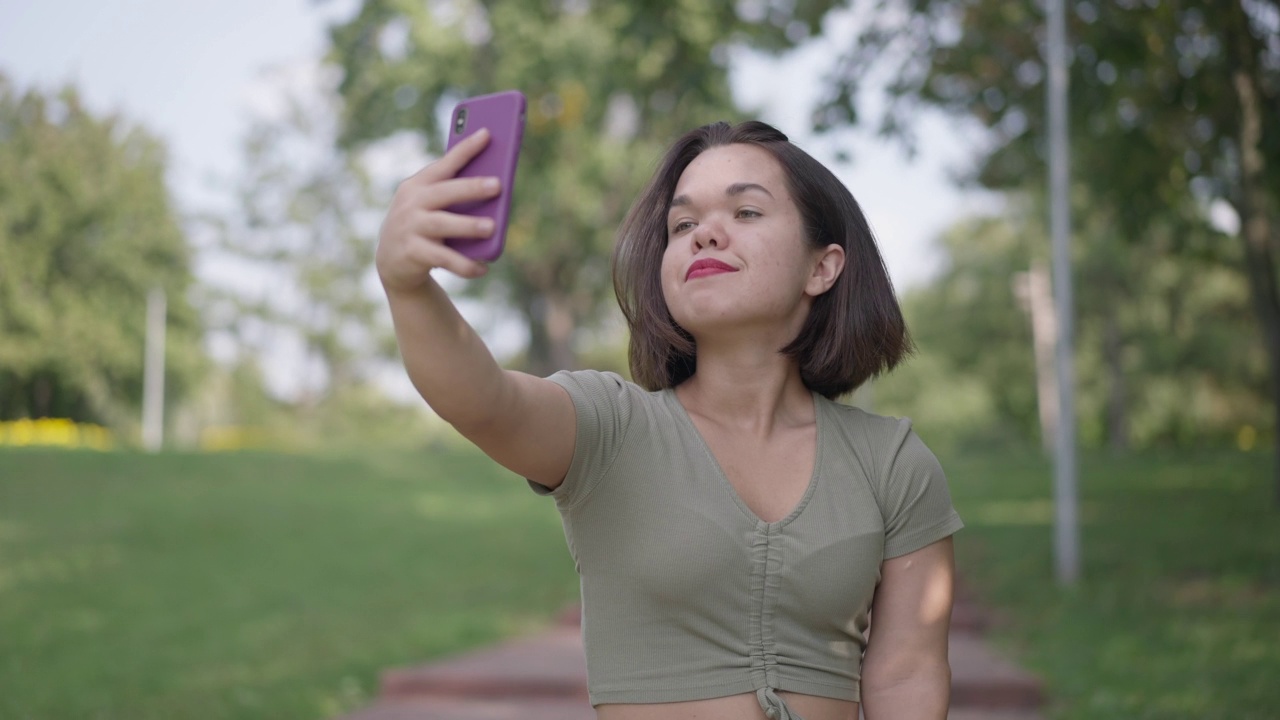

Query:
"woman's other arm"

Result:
[[378, 130, 575, 489], [860, 537, 956, 720]]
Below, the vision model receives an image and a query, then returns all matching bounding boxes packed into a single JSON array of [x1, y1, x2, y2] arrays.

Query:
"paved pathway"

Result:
[[338, 586, 1045, 720]]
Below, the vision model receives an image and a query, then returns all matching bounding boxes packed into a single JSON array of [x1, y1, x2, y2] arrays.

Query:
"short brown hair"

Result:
[[612, 120, 911, 399]]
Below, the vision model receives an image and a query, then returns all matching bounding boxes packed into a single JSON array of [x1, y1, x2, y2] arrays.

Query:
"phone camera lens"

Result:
[[455, 109, 467, 134]]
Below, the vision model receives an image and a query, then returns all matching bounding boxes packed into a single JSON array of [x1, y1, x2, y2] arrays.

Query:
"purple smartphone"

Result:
[[443, 90, 527, 261]]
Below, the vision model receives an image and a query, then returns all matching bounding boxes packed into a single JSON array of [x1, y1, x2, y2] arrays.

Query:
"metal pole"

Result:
[[142, 287, 167, 452], [1047, 0, 1079, 584]]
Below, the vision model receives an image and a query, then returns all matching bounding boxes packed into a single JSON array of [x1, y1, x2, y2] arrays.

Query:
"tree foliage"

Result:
[[324, 0, 845, 374], [0, 74, 204, 430], [821, 1, 1278, 205], [207, 70, 394, 403], [818, 2, 1278, 466], [879, 207, 1267, 451]]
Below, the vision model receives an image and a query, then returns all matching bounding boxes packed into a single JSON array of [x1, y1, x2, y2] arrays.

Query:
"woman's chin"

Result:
[[676, 312, 783, 340], [671, 306, 740, 335]]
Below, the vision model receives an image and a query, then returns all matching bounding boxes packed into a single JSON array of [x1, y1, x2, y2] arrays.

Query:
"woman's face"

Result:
[[660, 144, 834, 343]]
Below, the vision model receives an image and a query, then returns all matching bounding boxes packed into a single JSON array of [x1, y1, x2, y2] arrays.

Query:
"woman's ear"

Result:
[[805, 243, 846, 297]]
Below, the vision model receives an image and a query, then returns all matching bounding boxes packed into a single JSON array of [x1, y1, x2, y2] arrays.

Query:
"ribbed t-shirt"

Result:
[[528, 370, 964, 719]]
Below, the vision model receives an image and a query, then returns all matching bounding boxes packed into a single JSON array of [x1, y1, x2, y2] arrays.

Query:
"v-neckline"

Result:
[[664, 387, 825, 529]]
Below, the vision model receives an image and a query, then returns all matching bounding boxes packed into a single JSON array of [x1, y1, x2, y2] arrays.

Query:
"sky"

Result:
[[0, 0, 356, 209], [0, 0, 996, 397]]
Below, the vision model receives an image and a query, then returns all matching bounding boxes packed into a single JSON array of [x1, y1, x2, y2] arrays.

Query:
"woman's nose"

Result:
[[692, 221, 724, 250]]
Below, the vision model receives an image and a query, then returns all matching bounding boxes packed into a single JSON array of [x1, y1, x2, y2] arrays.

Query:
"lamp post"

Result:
[[1046, 0, 1080, 585], [142, 287, 166, 452]]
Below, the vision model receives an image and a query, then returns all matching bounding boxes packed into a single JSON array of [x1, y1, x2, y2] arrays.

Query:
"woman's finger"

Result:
[[407, 237, 489, 279], [408, 129, 490, 186], [411, 209, 495, 240], [409, 175, 502, 212]]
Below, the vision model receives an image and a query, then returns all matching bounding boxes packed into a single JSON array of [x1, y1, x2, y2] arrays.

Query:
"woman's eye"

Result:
[[737, 208, 761, 219], [672, 220, 694, 233]]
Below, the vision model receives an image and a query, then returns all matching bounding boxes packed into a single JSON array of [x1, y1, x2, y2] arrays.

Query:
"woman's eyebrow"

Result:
[[669, 182, 775, 210], [726, 182, 773, 198]]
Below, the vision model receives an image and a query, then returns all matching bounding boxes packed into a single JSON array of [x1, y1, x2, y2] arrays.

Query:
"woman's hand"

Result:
[[376, 128, 501, 289]]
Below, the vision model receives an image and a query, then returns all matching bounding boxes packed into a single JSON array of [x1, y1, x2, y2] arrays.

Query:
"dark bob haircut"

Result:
[[611, 120, 911, 399]]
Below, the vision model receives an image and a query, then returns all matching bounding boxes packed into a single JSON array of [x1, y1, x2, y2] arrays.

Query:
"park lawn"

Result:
[[0, 448, 579, 720], [945, 449, 1280, 720], [2, 447, 1277, 719]]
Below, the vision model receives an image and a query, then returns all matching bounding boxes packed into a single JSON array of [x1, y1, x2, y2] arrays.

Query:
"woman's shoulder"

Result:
[[815, 394, 941, 482], [548, 368, 663, 398], [816, 394, 913, 443], [816, 395, 958, 550], [546, 368, 673, 419]]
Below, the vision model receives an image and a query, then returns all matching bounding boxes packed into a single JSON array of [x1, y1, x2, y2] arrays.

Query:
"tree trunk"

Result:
[[1014, 262, 1059, 455], [33, 374, 53, 418], [1225, 4, 1280, 505], [523, 290, 578, 378], [1103, 310, 1129, 453]]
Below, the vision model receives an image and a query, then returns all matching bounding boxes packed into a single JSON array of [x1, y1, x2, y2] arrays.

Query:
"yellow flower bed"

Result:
[[199, 425, 275, 452], [0, 418, 114, 450]]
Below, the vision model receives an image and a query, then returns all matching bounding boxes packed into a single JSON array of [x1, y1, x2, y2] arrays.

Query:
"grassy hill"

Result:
[[1, 446, 1276, 719], [946, 449, 1279, 719], [0, 448, 578, 719]]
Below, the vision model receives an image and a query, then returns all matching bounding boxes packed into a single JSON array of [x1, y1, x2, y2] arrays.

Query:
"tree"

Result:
[[205, 65, 395, 404], [324, 0, 845, 375], [877, 206, 1266, 452], [875, 214, 1039, 449], [818, 0, 1280, 495], [0, 74, 205, 434]]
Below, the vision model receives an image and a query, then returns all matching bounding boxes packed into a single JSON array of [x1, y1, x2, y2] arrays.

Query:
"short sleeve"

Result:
[[876, 420, 964, 559], [526, 369, 634, 508]]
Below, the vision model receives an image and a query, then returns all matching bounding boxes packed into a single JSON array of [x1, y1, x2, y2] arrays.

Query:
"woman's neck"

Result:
[[675, 340, 813, 436]]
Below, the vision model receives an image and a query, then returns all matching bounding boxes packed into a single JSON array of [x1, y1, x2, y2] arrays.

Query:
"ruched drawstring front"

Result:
[[756, 686, 804, 720]]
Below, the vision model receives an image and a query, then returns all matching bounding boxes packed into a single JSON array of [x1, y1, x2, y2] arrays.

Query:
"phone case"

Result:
[[444, 90, 527, 261]]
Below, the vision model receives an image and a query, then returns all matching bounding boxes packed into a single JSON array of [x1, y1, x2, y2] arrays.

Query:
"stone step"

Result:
[[946, 710, 1046, 720], [949, 632, 1045, 710], [350, 606, 1045, 720], [379, 625, 588, 701], [339, 698, 595, 720], [951, 579, 992, 634], [376, 628, 1042, 710], [950, 597, 989, 633], [344, 698, 1044, 720]]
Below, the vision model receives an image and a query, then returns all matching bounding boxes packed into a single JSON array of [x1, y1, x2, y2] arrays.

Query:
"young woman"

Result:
[[376, 120, 963, 720]]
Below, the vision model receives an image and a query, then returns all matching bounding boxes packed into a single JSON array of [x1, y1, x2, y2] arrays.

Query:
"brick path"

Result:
[[338, 587, 1045, 720]]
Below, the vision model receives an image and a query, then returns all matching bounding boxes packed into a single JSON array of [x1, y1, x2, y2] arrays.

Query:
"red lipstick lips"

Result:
[[685, 258, 738, 281]]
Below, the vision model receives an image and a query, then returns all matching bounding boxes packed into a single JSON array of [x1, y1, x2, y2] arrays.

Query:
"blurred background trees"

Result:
[[324, 0, 845, 375], [195, 74, 440, 449], [818, 0, 1276, 465], [211, 79, 390, 405], [0, 1, 1274, 460], [0, 74, 205, 433], [876, 202, 1265, 452]]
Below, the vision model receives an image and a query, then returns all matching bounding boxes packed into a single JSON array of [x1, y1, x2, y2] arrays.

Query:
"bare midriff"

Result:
[[596, 691, 858, 720]]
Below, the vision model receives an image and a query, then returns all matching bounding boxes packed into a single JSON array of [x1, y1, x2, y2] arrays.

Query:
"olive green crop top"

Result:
[[528, 370, 963, 719]]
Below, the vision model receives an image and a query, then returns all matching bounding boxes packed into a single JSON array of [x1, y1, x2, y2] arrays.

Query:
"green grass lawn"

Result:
[[946, 449, 1280, 720], [2, 447, 1277, 719], [0, 448, 578, 720]]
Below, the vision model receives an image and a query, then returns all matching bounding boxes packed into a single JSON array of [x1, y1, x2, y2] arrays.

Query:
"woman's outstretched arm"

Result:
[[377, 129, 575, 489]]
